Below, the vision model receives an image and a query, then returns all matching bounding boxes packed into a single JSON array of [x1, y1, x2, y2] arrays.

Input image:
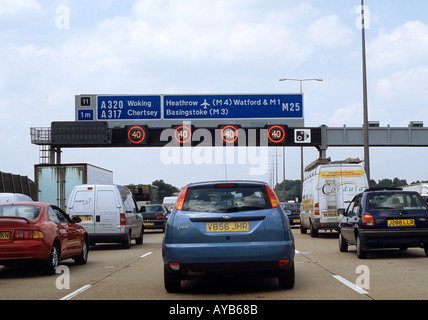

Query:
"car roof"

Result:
[[185, 180, 268, 188]]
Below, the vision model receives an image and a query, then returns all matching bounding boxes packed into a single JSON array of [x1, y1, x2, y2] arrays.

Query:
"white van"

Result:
[[0, 193, 33, 203], [162, 196, 178, 211], [67, 185, 144, 248], [300, 158, 368, 237]]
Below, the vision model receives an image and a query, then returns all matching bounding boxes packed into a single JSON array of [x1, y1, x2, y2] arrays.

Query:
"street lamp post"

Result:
[[279, 78, 323, 200], [361, 0, 371, 182]]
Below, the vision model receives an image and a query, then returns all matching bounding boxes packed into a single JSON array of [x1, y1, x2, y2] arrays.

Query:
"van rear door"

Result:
[[68, 187, 95, 234], [95, 186, 121, 234]]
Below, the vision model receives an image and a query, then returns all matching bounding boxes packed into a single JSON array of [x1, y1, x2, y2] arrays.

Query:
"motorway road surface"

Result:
[[1, 228, 428, 301]]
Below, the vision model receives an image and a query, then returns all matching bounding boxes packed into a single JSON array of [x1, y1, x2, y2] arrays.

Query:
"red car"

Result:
[[0, 202, 89, 274]]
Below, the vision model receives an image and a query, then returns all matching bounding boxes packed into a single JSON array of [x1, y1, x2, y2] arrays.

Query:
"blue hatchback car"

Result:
[[339, 188, 428, 259], [162, 180, 295, 292]]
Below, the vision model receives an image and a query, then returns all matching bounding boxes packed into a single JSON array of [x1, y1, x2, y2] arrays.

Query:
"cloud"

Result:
[[305, 15, 354, 48], [376, 66, 428, 99], [0, 0, 42, 15], [325, 102, 363, 127], [369, 20, 428, 70]]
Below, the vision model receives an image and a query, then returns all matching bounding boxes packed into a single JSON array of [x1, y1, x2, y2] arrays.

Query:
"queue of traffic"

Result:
[[2, 167, 428, 293]]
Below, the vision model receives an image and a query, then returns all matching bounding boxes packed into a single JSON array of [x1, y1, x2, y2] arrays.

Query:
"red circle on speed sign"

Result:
[[174, 125, 192, 144], [221, 126, 239, 143], [268, 126, 286, 144], [127, 126, 146, 144]]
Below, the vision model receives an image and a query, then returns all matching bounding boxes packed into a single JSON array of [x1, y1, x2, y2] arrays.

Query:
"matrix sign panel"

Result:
[[51, 121, 109, 146]]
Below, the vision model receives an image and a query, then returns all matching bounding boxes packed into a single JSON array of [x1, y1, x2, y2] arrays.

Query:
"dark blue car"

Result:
[[162, 180, 295, 292], [338, 188, 428, 259]]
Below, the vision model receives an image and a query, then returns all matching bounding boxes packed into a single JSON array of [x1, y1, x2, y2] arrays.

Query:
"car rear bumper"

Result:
[[359, 228, 428, 249], [163, 240, 294, 270], [89, 233, 127, 244], [312, 219, 340, 230], [0, 241, 50, 264], [143, 220, 166, 230]]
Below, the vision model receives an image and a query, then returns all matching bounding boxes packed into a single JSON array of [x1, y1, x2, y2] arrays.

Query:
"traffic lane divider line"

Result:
[[333, 275, 368, 295], [60, 284, 92, 300], [140, 251, 153, 258], [59, 251, 154, 300]]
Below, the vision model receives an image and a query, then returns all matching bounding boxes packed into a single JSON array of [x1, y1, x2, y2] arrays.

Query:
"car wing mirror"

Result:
[[71, 216, 82, 223]]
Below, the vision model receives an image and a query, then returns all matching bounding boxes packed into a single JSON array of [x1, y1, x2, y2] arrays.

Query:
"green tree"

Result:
[[275, 180, 302, 202], [152, 180, 180, 202], [370, 177, 407, 189]]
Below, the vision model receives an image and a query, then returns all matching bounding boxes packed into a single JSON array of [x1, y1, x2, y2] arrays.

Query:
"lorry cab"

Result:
[[300, 158, 369, 237], [67, 184, 144, 248]]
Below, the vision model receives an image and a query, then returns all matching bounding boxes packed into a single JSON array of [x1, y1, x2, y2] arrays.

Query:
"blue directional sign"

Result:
[[97, 95, 161, 120], [163, 94, 303, 120], [77, 109, 94, 121]]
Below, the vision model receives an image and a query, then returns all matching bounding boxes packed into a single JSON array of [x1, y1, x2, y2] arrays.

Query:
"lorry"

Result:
[[402, 183, 428, 202], [35, 163, 113, 210], [126, 184, 159, 208], [300, 158, 369, 237]]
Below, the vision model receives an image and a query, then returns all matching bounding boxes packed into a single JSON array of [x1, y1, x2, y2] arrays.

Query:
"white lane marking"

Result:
[[333, 275, 368, 295], [59, 251, 154, 300], [140, 251, 153, 258], [60, 284, 92, 300]]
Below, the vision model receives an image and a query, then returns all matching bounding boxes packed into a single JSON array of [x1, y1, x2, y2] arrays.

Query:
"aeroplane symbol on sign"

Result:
[[201, 99, 210, 109]]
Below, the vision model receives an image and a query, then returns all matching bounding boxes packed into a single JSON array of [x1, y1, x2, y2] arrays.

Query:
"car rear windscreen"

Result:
[[182, 185, 272, 213], [368, 192, 428, 211], [0, 205, 41, 220]]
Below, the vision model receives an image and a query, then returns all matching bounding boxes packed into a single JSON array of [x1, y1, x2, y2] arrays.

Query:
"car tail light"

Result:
[[14, 230, 44, 240], [175, 187, 188, 210], [362, 214, 375, 226], [278, 259, 290, 268], [265, 185, 279, 208], [314, 203, 319, 216], [215, 183, 238, 188], [120, 213, 126, 226], [156, 216, 164, 220], [169, 262, 180, 271]]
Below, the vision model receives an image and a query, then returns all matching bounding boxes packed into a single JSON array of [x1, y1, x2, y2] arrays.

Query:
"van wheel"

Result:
[[164, 266, 181, 293], [300, 225, 307, 234], [310, 222, 319, 238], [122, 231, 131, 249], [135, 227, 144, 245]]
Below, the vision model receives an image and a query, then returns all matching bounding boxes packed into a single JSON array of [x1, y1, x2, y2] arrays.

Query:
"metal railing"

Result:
[[30, 127, 51, 145]]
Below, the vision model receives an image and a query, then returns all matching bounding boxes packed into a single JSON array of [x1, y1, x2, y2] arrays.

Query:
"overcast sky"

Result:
[[1, 0, 428, 189]]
